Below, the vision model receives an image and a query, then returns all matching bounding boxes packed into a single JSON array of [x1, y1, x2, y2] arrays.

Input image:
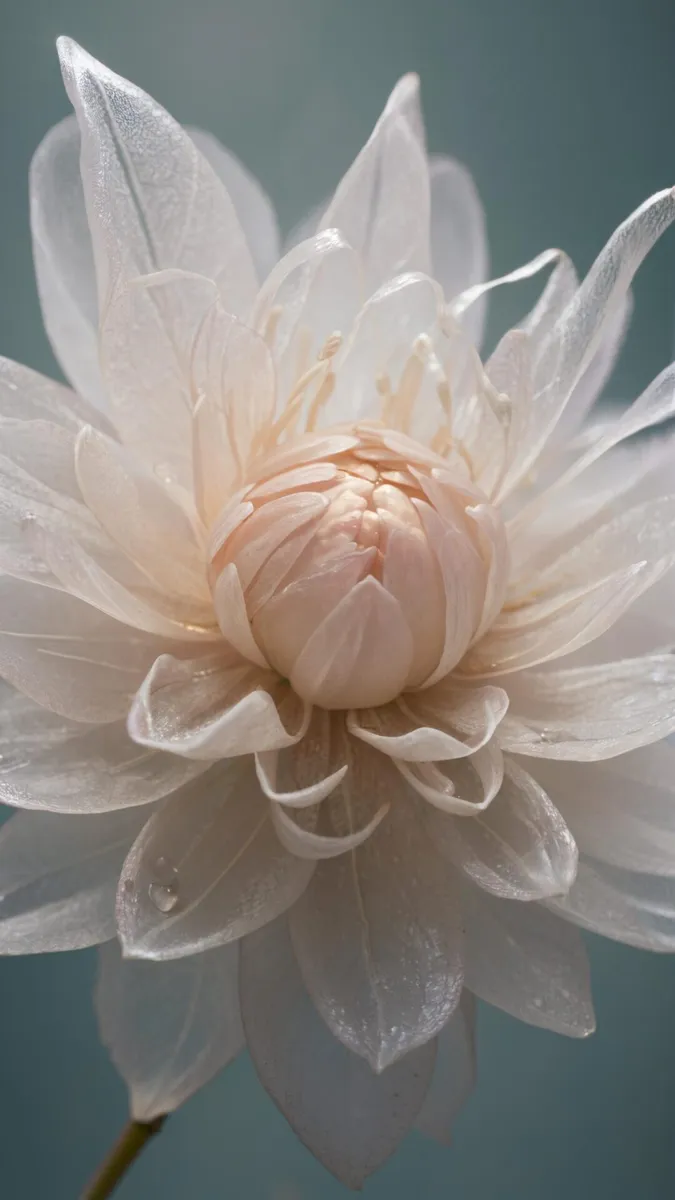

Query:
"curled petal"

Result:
[[128, 653, 309, 760], [240, 916, 437, 1189], [463, 885, 595, 1036], [117, 761, 314, 960], [427, 757, 578, 901], [270, 796, 388, 859], [497, 655, 675, 760], [255, 711, 348, 808], [399, 742, 505, 817], [349, 682, 509, 761], [0, 807, 151, 953], [290, 755, 464, 1071], [97, 939, 244, 1120]]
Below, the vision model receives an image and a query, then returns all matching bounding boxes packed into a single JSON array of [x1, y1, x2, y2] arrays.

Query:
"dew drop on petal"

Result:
[[148, 855, 180, 914]]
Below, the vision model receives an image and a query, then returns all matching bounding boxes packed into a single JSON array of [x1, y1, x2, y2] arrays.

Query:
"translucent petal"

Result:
[[399, 742, 505, 816], [553, 289, 632, 446], [549, 856, 675, 951], [462, 885, 595, 1036], [270, 796, 387, 860], [255, 709, 348, 808], [0, 576, 166, 722], [319, 74, 430, 293], [533, 745, 675, 877], [349, 683, 509, 761], [498, 655, 675, 760], [0, 357, 109, 431], [29, 116, 104, 407], [117, 761, 314, 959], [426, 757, 578, 900], [290, 758, 463, 1071], [187, 128, 280, 283], [240, 916, 437, 1188], [128, 653, 308, 759], [210, 564, 269, 668], [96, 939, 244, 1119], [428, 155, 487, 344], [0, 691, 207, 813], [415, 992, 477, 1145], [58, 38, 257, 315], [0, 806, 151, 953], [416, 503, 486, 685]]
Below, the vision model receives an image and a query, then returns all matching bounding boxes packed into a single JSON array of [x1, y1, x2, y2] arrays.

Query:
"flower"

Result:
[[2, 34, 675, 1189]]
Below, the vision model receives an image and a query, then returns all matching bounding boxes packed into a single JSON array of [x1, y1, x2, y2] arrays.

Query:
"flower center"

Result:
[[209, 428, 504, 710]]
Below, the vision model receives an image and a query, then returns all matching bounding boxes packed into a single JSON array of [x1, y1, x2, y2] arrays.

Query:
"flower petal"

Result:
[[548, 856, 675, 951], [117, 761, 314, 960], [57, 38, 257, 314], [319, 74, 430, 293], [29, 116, 104, 407], [96, 939, 244, 1119], [0, 576, 166, 722], [426, 757, 578, 901], [0, 357, 108, 431], [187, 128, 280, 283], [415, 992, 477, 1145], [497, 655, 675, 760], [210, 564, 269, 668], [290, 754, 463, 1071], [428, 155, 487, 344], [349, 683, 509, 761], [398, 742, 505, 816], [0, 806, 151, 953], [240, 915, 437, 1189], [128, 653, 309, 759], [255, 710, 348, 808], [0, 689, 207, 814], [462, 885, 595, 1036], [532, 745, 675, 877]]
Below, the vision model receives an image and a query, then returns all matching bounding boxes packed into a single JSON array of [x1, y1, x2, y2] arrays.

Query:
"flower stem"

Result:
[[81, 1115, 168, 1199]]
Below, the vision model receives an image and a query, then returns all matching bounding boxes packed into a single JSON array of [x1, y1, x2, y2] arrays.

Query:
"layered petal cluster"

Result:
[[2, 37, 675, 1186]]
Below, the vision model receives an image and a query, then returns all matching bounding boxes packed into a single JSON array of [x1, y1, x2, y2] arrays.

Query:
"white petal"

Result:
[[319, 74, 430, 293], [290, 757, 463, 1071], [415, 992, 477, 1145], [187, 128, 280, 282], [240, 916, 437, 1189], [270, 797, 388, 860], [58, 38, 257, 314], [0, 576, 166, 722], [534, 745, 675, 877], [426, 757, 578, 901], [450, 248, 564, 326], [29, 116, 104, 407], [117, 761, 314, 959], [399, 742, 505, 816], [463, 885, 595, 1036], [553, 289, 632, 447], [549, 856, 675, 951], [128, 653, 308, 759], [0, 690, 206, 813], [416, 503, 486, 685], [498, 656, 675, 760], [210, 564, 269, 667], [0, 357, 108, 431], [290, 577, 413, 710], [428, 155, 488, 344], [0, 806, 150, 953], [255, 710, 348, 808], [349, 683, 509, 761], [96, 939, 244, 1119]]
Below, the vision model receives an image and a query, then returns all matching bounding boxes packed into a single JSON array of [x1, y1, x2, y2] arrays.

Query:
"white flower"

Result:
[[2, 35, 675, 1188]]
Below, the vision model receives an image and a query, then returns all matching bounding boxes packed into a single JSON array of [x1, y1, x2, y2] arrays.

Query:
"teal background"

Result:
[[2, 0, 675, 1196]]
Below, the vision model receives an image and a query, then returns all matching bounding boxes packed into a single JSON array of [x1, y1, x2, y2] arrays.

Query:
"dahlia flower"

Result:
[[2, 34, 675, 1191]]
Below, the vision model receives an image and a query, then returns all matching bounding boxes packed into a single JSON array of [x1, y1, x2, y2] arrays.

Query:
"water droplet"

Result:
[[533, 996, 544, 1009], [148, 856, 179, 914]]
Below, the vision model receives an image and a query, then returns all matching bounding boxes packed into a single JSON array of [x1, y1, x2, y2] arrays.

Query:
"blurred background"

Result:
[[2, 0, 675, 1196]]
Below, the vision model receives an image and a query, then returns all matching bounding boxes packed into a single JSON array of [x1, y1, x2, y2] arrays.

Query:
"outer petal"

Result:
[[532, 745, 675, 877], [290, 755, 464, 1071], [0, 689, 207, 814], [428, 155, 487, 345], [462, 885, 595, 1036], [187, 128, 280, 283], [399, 742, 505, 816], [0, 358, 109, 431], [0, 576, 168, 722], [128, 653, 309, 759], [29, 116, 104, 407], [319, 74, 430, 293], [57, 38, 257, 314], [426, 757, 578, 901], [349, 683, 509, 761], [497, 656, 675, 760], [549, 856, 675, 951], [117, 761, 314, 960], [415, 992, 477, 1145], [240, 916, 437, 1189], [0, 806, 151, 953], [96, 939, 244, 1119]]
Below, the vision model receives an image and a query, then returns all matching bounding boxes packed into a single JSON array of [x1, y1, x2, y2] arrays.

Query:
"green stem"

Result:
[[81, 1115, 168, 1200]]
